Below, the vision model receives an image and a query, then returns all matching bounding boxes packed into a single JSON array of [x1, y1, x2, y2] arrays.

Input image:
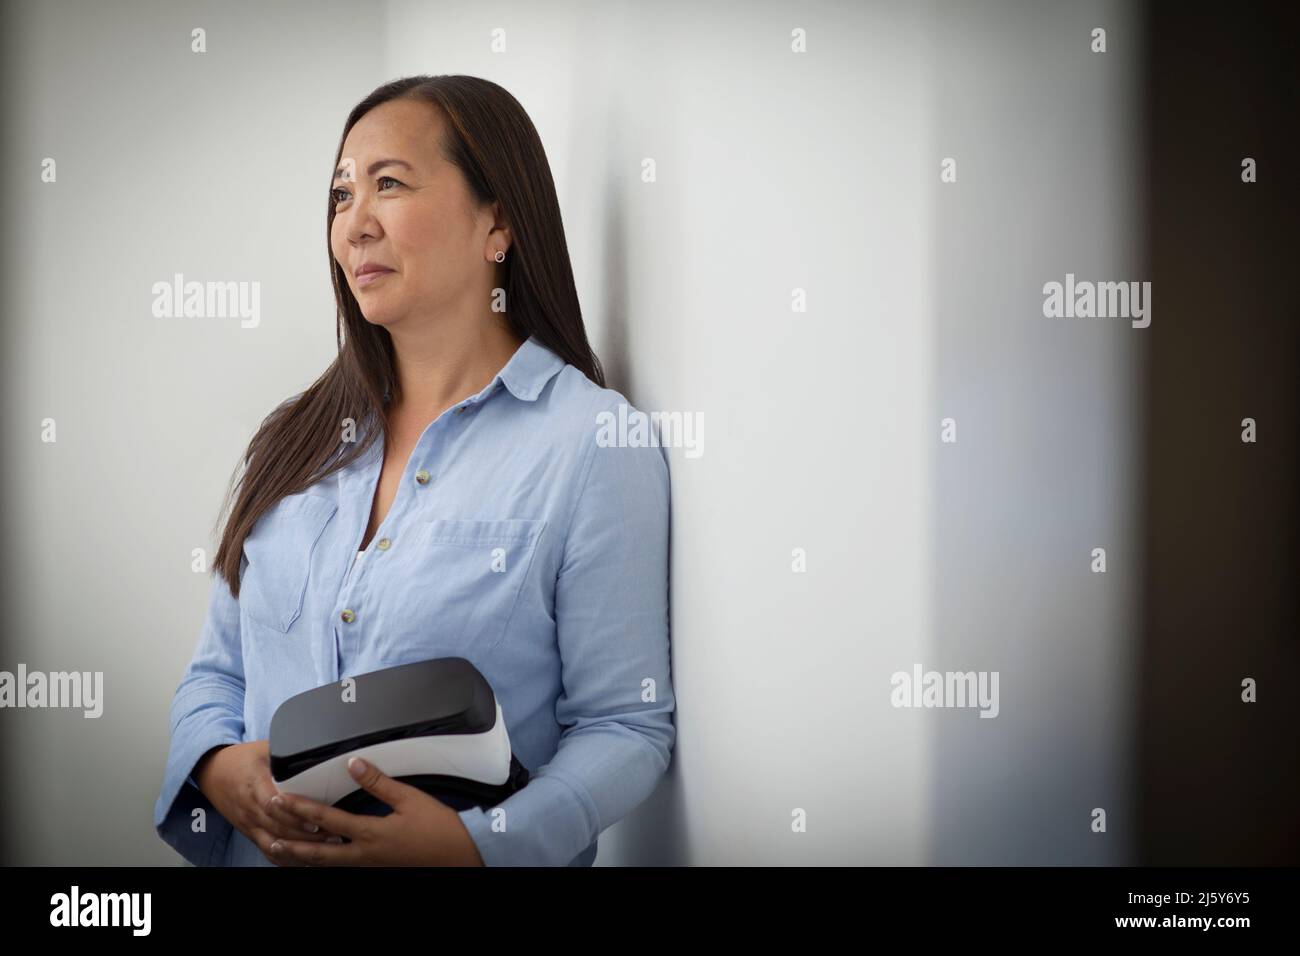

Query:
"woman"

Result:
[[153, 75, 675, 866]]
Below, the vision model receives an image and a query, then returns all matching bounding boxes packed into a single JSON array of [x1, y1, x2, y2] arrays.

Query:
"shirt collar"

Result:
[[495, 333, 567, 402], [379, 333, 565, 408]]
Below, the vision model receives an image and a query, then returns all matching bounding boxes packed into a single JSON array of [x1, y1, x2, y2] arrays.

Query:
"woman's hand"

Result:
[[266, 757, 486, 866], [195, 739, 343, 862]]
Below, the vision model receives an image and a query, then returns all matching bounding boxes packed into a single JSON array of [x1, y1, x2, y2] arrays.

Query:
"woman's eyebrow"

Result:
[[333, 158, 414, 183]]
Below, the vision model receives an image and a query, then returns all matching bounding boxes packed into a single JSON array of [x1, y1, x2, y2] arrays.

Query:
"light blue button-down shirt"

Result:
[[153, 334, 675, 866]]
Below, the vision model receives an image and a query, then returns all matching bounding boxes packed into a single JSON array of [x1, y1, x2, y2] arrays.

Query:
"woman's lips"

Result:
[[356, 269, 393, 288]]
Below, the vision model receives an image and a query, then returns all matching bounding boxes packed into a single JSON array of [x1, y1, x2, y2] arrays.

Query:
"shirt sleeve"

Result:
[[456, 402, 676, 865], [153, 559, 249, 866]]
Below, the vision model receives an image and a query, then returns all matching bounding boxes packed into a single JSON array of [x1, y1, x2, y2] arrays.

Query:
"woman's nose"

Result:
[[344, 196, 383, 245]]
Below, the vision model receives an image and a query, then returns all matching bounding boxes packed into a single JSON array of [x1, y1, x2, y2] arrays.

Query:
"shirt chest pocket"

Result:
[[240, 494, 339, 635], [379, 517, 547, 660]]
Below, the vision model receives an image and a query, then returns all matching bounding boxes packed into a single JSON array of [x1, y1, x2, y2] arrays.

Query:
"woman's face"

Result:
[[330, 97, 500, 329]]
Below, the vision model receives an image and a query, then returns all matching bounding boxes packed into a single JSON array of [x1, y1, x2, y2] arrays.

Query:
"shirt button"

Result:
[[415, 469, 430, 485], [454, 406, 465, 415], [340, 609, 356, 623], [377, 537, 391, 550]]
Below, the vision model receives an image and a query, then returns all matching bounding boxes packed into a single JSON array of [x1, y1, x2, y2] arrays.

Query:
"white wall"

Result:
[[924, 0, 1143, 864], [0, 0, 383, 864]]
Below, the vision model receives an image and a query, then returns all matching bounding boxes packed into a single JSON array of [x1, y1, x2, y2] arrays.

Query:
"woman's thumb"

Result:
[[347, 756, 406, 807]]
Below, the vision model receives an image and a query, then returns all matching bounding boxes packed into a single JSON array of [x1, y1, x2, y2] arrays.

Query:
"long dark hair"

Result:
[[211, 74, 603, 598]]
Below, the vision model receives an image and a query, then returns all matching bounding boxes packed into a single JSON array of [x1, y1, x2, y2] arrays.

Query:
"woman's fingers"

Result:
[[273, 791, 373, 842], [249, 743, 328, 836], [254, 778, 336, 840], [253, 803, 341, 844], [251, 827, 309, 866], [268, 793, 328, 835]]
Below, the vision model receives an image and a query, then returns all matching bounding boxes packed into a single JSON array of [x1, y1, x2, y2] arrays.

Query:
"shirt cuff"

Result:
[[456, 771, 600, 867]]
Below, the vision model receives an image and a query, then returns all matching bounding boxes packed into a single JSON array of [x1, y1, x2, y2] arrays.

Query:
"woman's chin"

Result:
[[358, 308, 399, 328]]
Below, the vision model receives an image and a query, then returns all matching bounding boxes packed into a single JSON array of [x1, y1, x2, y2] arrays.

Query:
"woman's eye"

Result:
[[330, 177, 400, 205]]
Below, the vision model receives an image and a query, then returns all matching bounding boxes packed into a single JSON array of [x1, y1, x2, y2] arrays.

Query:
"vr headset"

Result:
[[269, 657, 529, 815]]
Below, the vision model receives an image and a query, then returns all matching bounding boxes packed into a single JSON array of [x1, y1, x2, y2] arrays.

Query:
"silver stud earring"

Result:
[[494, 249, 506, 263]]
